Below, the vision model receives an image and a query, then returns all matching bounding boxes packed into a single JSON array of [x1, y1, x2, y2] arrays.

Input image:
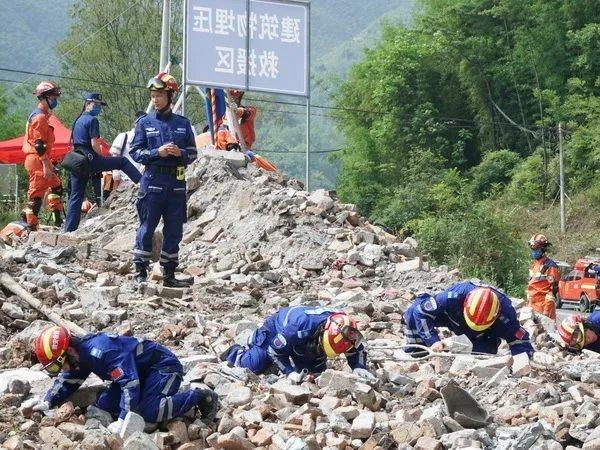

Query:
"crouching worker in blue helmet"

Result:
[[222, 306, 376, 382], [404, 281, 534, 361], [31, 326, 219, 434]]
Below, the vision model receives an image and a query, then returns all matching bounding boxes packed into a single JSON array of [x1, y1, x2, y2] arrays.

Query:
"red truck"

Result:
[[558, 258, 600, 312]]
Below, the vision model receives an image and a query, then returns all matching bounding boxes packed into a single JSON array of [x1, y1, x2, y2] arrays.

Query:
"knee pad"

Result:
[[28, 198, 43, 216], [47, 193, 64, 212], [23, 208, 39, 230]]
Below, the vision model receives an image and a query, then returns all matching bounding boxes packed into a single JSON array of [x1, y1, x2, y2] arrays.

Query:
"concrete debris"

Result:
[[0, 156, 595, 448]]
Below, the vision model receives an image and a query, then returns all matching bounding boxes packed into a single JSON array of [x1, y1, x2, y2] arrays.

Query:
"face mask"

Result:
[[531, 249, 543, 259], [89, 105, 102, 116], [48, 98, 58, 109]]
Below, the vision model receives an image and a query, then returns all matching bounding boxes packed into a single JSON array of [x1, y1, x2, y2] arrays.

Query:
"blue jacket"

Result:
[[584, 311, 600, 353], [130, 110, 197, 167], [262, 306, 367, 374], [44, 333, 181, 419], [72, 113, 100, 150], [405, 281, 534, 357]]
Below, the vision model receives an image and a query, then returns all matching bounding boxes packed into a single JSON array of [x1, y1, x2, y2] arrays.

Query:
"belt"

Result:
[[147, 165, 184, 176]]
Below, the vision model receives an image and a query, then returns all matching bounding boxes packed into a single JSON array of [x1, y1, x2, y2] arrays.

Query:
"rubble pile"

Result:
[[0, 154, 597, 449]]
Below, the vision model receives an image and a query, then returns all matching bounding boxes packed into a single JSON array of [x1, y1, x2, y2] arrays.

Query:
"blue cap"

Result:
[[84, 92, 107, 106]]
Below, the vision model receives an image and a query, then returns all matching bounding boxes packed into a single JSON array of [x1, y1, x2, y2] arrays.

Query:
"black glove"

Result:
[[195, 389, 219, 420], [34, 140, 47, 156]]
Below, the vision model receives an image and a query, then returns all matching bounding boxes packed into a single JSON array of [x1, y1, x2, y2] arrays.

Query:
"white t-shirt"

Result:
[[109, 128, 143, 183]]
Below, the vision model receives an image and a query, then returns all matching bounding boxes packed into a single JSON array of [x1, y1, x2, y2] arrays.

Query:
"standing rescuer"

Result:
[[31, 326, 219, 433], [22, 81, 64, 229], [64, 93, 142, 232], [526, 234, 559, 320], [130, 73, 198, 288]]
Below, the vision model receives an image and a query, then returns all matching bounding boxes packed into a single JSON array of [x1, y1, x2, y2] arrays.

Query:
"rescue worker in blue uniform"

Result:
[[130, 73, 197, 288], [64, 93, 142, 232], [404, 281, 534, 359], [558, 311, 600, 353], [223, 306, 375, 381], [31, 326, 219, 433]]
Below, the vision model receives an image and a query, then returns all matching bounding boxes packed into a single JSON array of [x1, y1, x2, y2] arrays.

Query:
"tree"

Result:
[[56, 0, 198, 139]]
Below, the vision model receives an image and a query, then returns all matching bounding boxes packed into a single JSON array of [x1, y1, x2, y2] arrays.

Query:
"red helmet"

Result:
[[528, 234, 550, 250], [33, 326, 71, 376], [33, 81, 61, 98], [147, 72, 179, 92], [322, 313, 363, 358], [229, 89, 245, 102], [558, 315, 585, 350], [463, 287, 500, 331]]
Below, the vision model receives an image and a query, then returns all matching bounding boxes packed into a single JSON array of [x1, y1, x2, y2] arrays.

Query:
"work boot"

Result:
[[163, 268, 193, 288], [194, 389, 220, 421], [134, 265, 147, 284], [51, 211, 63, 228]]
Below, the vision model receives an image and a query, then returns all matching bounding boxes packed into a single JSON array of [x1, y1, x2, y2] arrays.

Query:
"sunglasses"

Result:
[[147, 78, 167, 90], [340, 324, 364, 347], [566, 324, 586, 351], [42, 352, 67, 377]]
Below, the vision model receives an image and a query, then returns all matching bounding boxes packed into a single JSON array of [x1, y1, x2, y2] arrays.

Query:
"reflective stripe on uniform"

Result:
[[161, 372, 178, 395]]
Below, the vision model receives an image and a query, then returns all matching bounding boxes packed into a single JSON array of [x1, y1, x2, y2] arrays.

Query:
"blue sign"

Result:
[[185, 0, 309, 96]]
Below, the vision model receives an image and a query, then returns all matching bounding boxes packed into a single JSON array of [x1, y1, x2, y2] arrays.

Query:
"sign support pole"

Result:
[[160, 0, 171, 73], [305, 0, 311, 191]]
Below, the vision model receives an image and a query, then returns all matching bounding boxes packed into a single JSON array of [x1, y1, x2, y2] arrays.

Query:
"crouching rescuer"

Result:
[[558, 313, 600, 352], [31, 326, 219, 432], [222, 306, 376, 382], [403, 281, 534, 363]]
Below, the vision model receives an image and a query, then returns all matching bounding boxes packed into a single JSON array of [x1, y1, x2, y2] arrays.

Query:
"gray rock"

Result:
[[351, 411, 375, 439], [91, 310, 111, 329], [85, 405, 113, 427], [123, 431, 160, 450], [1, 302, 24, 320], [119, 411, 146, 440], [7, 379, 31, 396], [80, 286, 119, 314]]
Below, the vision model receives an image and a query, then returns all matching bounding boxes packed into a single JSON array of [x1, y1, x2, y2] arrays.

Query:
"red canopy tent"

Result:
[[0, 115, 109, 164]]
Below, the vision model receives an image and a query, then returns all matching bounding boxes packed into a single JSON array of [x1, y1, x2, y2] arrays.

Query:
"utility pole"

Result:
[[159, 0, 171, 73], [558, 123, 566, 234]]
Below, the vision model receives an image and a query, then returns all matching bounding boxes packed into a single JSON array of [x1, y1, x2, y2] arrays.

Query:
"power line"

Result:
[[1, 65, 552, 131], [0, 68, 145, 90]]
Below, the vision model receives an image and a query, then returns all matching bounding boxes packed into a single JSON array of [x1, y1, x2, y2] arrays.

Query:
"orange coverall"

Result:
[[527, 256, 559, 320], [22, 111, 63, 227]]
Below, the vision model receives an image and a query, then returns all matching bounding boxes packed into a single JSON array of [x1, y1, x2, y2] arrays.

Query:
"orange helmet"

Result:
[[33, 81, 61, 98], [528, 234, 550, 250], [558, 315, 585, 351], [33, 326, 71, 376], [147, 72, 179, 92], [463, 287, 500, 331], [322, 313, 363, 358]]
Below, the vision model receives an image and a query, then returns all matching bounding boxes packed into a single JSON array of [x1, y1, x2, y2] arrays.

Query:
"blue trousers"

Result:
[[64, 151, 141, 232], [95, 365, 200, 422], [134, 170, 187, 270], [227, 328, 327, 375], [403, 302, 500, 355]]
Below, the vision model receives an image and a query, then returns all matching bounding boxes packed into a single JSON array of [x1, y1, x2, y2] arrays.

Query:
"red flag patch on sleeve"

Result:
[[110, 367, 124, 380], [515, 328, 526, 340]]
